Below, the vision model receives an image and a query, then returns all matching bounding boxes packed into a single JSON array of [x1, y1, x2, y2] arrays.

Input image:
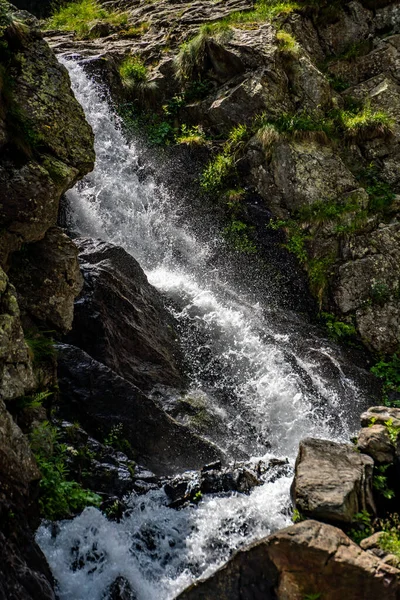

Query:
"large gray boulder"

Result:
[[176, 520, 400, 600], [291, 438, 375, 523]]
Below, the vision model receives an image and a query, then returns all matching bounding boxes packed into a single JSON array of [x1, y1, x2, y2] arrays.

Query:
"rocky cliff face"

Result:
[[0, 2, 95, 598]]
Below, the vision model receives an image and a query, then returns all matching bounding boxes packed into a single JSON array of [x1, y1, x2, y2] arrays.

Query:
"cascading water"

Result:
[[36, 57, 370, 600]]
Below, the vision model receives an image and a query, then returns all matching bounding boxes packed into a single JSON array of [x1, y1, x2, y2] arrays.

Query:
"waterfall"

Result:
[[36, 57, 369, 600]]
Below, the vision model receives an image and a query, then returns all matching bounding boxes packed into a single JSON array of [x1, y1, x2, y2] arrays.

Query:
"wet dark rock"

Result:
[[57, 343, 224, 476], [103, 576, 138, 600], [66, 238, 185, 391], [292, 438, 375, 524], [164, 459, 291, 508], [176, 520, 400, 600]]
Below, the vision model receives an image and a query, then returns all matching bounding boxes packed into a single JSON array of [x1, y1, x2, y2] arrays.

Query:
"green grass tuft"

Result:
[[119, 55, 148, 87], [45, 0, 128, 39]]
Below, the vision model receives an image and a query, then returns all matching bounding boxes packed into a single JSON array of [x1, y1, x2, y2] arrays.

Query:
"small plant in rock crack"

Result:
[[371, 354, 400, 407], [373, 464, 395, 500], [30, 421, 101, 520], [348, 510, 374, 544]]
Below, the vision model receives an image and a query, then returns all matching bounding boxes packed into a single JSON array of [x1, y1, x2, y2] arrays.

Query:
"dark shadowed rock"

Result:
[[0, 398, 55, 600], [57, 343, 224, 475], [9, 227, 83, 333], [66, 238, 185, 391], [0, 267, 34, 400], [176, 520, 400, 600], [103, 577, 138, 600], [164, 458, 291, 508], [291, 438, 375, 523]]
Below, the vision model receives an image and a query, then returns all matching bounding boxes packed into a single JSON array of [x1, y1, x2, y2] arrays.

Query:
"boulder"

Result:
[[176, 520, 400, 600], [357, 406, 400, 464], [56, 343, 224, 475], [103, 577, 138, 600], [66, 238, 185, 391], [291, 438, 375, 523], [361, 406, 400, 428], [357, 424, 394, 464], [9, 227, 83, 333], [248, 138, 366, 218], [164, 458, 290, 508]]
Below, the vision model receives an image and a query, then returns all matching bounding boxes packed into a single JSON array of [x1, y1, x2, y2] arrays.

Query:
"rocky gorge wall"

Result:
[[0, 3, 94, 597], [1, 0, 400, 598]]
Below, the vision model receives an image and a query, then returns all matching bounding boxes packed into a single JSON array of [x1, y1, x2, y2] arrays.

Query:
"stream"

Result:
[[36, 57, 371, 600]]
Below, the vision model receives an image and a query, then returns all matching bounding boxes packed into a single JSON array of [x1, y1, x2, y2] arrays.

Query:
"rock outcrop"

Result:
[[291, 438, 375, 523], [176, 520, 400, 600], [9, 227, 83, 333], [57, 343, 224, 475], [67, 238, 184, 391]]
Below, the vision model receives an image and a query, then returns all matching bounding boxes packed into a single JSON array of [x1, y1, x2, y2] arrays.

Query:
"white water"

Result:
[[37, 58, 368, 599]]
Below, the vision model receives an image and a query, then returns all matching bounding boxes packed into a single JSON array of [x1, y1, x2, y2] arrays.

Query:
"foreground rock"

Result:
[[67, 238, 185, 391], [57, 343, 224, 475], [176, 520, 400, 600], [291, 438, 375, 523]]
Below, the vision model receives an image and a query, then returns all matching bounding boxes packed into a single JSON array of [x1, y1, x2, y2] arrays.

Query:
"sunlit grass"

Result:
[[45, 0, 128, 39]]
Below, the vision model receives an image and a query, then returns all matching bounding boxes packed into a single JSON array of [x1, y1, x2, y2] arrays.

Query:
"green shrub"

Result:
[[320, 312, 357, 341], [16, 390, 52, 411], [119, 55, 148, 86], [222, 220, 257, 254], [45, 0, 128, 39], [200, 153, 235, 193], [276, 30, 299, 55], [379, 514, 400, 561], [371, 354, 400, 407], [373, 464, 395, 500], [349, 510, 373, 544], [176, 124, 206, 146], [200, 123, 250, 193], [266, 111, 335, 143], [31, 421, 101, 520], [25, 332, 56, 365], [338, 104, 394, 140]]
